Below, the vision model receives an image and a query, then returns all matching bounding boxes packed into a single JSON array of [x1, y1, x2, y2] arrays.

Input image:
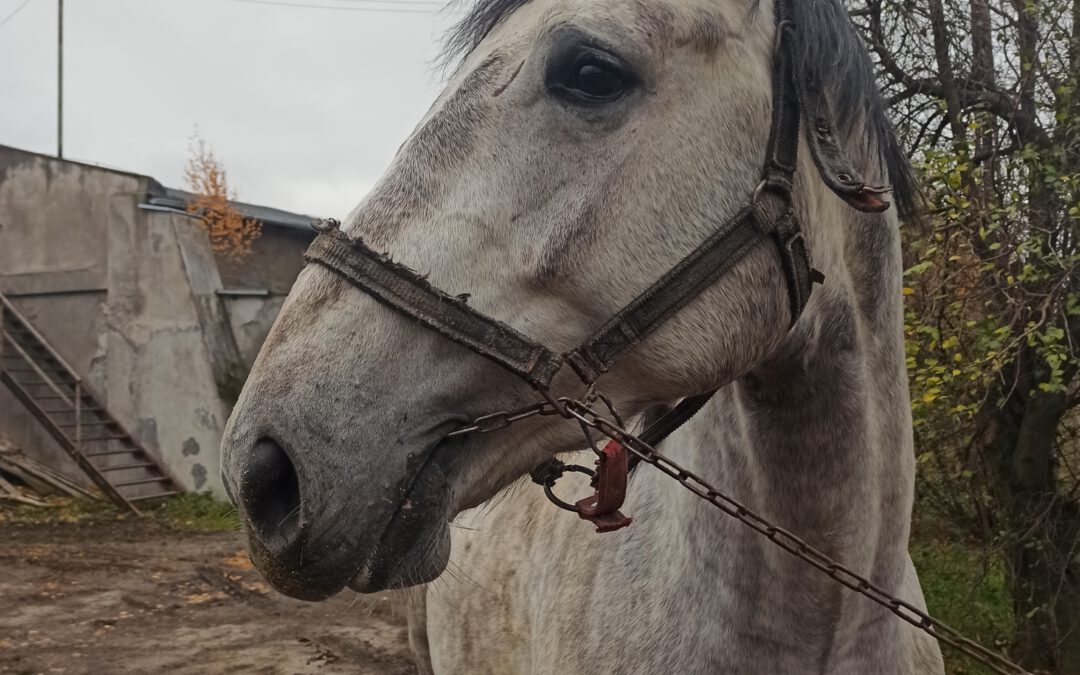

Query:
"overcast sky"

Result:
[[0, 0, 461, 219]]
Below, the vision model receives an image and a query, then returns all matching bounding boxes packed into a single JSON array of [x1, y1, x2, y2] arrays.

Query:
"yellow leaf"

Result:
[[902, 287, 915, 296]]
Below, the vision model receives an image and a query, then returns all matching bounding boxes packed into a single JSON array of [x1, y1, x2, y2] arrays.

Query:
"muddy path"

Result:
[[0, 519, 416, 674]]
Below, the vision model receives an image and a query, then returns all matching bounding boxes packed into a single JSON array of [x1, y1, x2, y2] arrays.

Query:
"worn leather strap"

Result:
[[762, 16, 799, 194], [755, 4, 814, 326], [626, 388, 718, 472], [305, 227, 564, 389], [563, 209, 770, 383]]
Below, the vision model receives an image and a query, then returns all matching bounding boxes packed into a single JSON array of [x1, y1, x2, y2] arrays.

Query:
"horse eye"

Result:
[[568, 61, 625, 100], [547, 47, 634, 105]]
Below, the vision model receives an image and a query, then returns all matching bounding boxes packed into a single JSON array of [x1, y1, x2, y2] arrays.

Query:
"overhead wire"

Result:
[[0, 0, 34, 29], [326, 0, 444, 6], [229, 0, 450, 14]]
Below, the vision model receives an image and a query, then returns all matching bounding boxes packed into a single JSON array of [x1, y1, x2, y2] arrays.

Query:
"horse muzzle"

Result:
[[223, 428, 456, 600]]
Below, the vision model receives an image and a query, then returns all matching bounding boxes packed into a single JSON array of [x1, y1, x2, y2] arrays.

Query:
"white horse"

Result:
[[221, 0, 946, 671]]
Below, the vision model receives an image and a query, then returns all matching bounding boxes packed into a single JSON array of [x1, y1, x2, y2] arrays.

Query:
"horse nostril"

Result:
[[240, 438, 304, 556]]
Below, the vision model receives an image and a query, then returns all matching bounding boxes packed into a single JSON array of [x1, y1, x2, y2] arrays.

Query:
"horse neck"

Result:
[[649, 201, 914, 621]]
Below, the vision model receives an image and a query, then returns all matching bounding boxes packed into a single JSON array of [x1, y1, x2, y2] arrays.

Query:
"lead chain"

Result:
[[562, 399, 1031, 675], [446, 396, 1032, 675], [444, 400, 560, 437]]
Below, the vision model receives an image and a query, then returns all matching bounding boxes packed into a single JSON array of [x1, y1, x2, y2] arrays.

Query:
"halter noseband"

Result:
[[302, 0, 891, 530]]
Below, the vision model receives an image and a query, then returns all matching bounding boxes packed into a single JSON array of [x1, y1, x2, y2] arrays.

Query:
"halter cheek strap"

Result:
[[565, 8, 807, 385]]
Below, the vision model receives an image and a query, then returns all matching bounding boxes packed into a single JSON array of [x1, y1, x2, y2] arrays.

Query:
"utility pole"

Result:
[[57, 0, 63, 158]]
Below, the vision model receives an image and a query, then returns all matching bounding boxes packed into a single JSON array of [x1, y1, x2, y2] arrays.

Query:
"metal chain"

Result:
[[445, 400, 562, 437], [448, 395, 1032, 675]]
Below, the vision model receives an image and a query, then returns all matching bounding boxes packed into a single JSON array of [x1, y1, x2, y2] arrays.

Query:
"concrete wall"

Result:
[[0, 149, 128, 485], [0, 145, 307, 498], [213, 223, 309, 369], [222, 295, 287, 368], [0, 148, 119, 294], [98, 204, 234, 494]]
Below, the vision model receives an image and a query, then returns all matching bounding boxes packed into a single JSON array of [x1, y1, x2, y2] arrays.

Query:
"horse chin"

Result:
[[245, 530, 363, 602], [347, 517, 451, 592], [242, 432, 460, 599], [347, 446, 456, 593]]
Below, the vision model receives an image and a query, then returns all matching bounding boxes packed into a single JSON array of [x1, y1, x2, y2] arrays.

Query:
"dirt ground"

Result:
[[0, 519, 417, 675]]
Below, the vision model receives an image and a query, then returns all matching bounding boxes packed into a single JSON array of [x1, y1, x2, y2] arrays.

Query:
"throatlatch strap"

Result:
[[761, 13, 799, 194], [754, 0, 814, 325], [305, 226, 564, 389]]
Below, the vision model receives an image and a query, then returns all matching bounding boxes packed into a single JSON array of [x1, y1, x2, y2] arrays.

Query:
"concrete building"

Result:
[[0, 144, 316, 498]]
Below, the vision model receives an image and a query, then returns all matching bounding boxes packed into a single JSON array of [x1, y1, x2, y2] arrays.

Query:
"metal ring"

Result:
[[562, 400, 595, 428], [751, 179, 769, 207], [541, 464, 595, 513], [578, 416, 604, 456]]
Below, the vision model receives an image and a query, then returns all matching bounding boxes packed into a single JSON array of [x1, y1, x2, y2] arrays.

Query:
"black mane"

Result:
[[442, 0, 917, 218], [789, 0, 917, 216]]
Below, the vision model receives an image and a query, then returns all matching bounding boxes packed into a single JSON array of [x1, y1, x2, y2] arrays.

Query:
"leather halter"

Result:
[[303, 0, 892, 529]]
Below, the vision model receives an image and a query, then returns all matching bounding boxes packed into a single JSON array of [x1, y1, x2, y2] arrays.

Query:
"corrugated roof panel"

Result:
[[144, 186, 319, 232]]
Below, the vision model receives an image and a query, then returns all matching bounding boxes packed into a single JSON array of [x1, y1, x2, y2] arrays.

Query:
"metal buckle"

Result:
[[531, 459, 596, 512], [530, 443, 634, 533], [530, 397, 634, 533]]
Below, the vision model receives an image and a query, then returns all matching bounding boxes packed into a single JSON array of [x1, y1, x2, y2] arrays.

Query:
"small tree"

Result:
[[183, 132, 261, 258]]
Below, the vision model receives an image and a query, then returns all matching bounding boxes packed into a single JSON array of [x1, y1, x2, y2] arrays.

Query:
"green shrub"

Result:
[[911, 538, 1013, 674]]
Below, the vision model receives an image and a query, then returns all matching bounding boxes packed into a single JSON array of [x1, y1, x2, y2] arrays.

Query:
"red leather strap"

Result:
[[575, 440, 633, 533]]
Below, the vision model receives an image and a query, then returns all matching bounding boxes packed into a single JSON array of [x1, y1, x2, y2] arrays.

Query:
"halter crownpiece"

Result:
[[303, 0, 892, 531]]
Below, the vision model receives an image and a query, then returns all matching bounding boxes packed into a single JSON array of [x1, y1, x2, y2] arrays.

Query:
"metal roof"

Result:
[[144, 182, 318, 232]]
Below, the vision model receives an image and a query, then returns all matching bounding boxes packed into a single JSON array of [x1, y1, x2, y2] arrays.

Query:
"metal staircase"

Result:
[[0, 292, 180, 514]]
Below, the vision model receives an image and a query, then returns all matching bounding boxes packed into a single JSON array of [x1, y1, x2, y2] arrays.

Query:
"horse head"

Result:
[[220, 0, 910, 601]]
